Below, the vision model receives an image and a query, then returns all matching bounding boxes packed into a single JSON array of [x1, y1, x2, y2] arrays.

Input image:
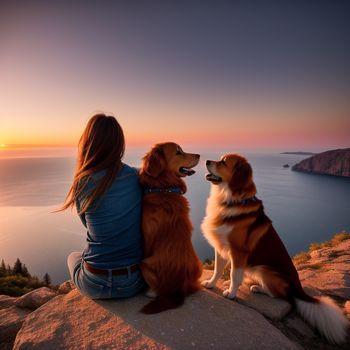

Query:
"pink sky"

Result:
[[1, 2, 349, 151]]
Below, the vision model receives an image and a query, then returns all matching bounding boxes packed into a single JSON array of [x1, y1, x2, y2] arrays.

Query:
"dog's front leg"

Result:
[[223, 254, 244, 299], [202, 249, 227, 289]]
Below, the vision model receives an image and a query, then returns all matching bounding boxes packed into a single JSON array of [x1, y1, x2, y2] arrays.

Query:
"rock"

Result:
[[0, 305, 31, 345], [13, 289, 299, 350], [9, 237, 350, 350], [309, 250, 322, 259], [14, 287, 58, 310], [297, 240, 350, 300], [58, 280, 75, 294], [302, 286, 323, 298], [200, 270, 292, 320], [331, 254, 350, 264], [345, 301, 350, 316], [0, 295, 17, 309], [298, 269, 350, 299], [309, 244, 348, 264], [236, 284, 291, 320], [285, 312, 315, 338], [292, 148, 350, 177]]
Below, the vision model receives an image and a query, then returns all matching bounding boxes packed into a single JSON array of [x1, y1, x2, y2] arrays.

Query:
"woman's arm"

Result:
[[76, 198, 87, 228]]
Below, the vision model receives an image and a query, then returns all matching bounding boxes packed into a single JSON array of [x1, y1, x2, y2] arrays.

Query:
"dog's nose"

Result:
[[206, 160, 211, 165], [195, 154, 200, 159]]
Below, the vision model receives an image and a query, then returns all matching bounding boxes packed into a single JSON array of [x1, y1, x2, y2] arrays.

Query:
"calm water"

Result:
[[1, 148, 349, 283]]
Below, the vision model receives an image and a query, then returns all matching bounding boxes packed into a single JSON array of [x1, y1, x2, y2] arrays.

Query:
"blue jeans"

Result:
[[67, 251, 146, 299]]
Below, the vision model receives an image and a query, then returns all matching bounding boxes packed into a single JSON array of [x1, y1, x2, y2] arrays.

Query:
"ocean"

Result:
[[1, 148, 349, 284]]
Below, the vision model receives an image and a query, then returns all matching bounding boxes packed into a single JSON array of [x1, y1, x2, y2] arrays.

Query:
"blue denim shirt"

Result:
[[77, 164, 143, 269]]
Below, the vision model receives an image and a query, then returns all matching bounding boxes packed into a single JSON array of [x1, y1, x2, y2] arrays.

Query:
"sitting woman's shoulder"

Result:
[[90, 164, 138, 182], [120, 163, 140, 176]]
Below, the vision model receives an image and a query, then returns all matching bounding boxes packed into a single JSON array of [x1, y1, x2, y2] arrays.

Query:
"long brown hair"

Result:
[[59, 113, 125, 213]]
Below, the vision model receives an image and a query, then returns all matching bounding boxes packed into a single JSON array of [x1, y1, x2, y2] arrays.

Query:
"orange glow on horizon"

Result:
[[1, 102, 349, 151]]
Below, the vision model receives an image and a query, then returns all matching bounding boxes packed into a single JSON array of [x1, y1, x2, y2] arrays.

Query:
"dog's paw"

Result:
[[223, 289, 236, 299], [145, 289, 157, 298], [250, 285, 261, 294], [201, 280, 216, 289]]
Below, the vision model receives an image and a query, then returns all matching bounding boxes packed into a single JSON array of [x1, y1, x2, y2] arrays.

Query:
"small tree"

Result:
[[13, 258, 23, 275], [30, 275, 41, 288], [6, 263, 12, 275], [43, 273, 51, 286], [0, 259, 6, 277], [21, 264, 30, 277]]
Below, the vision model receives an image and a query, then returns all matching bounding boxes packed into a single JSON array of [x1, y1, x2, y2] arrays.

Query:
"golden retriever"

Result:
[[139, 142, 202, 314], [201, 153, 348, 344]]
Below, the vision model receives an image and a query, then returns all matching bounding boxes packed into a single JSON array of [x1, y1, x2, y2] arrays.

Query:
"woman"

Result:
[[61, 113, 145, 299]]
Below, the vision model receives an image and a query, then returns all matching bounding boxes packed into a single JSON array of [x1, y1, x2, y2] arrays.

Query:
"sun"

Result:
[[0, 144, 6, 148]]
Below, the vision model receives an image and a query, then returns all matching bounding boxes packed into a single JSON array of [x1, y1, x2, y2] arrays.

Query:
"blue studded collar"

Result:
[[144, 187, 184, 195], [224, 196, 259, 206]]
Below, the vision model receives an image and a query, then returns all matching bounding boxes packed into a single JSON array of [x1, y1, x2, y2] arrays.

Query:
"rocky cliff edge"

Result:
[[1, 239, 350, 350]]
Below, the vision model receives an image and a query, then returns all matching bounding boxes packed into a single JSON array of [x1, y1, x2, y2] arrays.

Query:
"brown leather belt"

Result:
[[84, 261, 139, 276]]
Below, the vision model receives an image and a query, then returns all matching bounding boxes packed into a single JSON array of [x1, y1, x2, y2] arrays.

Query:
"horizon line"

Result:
[[0, 143, 343, 153]]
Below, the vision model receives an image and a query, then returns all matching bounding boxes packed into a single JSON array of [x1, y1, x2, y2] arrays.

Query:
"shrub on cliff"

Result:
[[0, 258, 54, 297], [293, 231, 350, 265]]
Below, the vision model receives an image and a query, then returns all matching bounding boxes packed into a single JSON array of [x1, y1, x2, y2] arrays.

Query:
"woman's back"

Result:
[[65, 114, 145, 300], [78, 164, 143, 269]]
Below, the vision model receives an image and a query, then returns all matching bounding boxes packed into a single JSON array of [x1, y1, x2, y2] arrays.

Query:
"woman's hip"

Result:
[[70, 257, 146, 299]]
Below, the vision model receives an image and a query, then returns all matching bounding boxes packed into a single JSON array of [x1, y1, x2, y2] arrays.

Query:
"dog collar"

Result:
[[224, 196, 259, 206], [144, 187, 184, 195]]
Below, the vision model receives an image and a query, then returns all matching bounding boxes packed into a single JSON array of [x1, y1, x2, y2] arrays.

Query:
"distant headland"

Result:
[[292, 148, 350, 177], [281, 151, 317, 155]]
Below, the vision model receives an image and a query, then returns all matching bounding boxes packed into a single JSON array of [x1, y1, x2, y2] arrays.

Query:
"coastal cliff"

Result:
[[1, 235, 349, 350], [292, 148, 350, 177]]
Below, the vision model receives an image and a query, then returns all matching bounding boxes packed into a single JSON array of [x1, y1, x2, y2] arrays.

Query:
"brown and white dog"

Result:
[[201, 153, 348, 344], [139, 142, 202, 314]]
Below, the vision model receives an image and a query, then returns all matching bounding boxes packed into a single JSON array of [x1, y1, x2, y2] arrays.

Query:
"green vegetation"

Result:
[[0, 258, 55, 297], [293, 251, 311, 265], [293, 231, 350, 265], [328, 251, 339, 259], [307, 264, 322, 270], [309, 231, 350, 252]]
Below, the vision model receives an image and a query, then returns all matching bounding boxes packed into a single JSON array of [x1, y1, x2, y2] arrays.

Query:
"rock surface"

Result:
[[1, 238, 349, 350], [14, 287, 58, 310], [296, 239, 350, 299], [285, 312, 315, 338], [200, 270, 291, 320], [13, 288, 299, 350], [0, 305, 31, 344], [0, 295, 17, 309], [292, 148, 350, 177], [58, 280, 76, 294], [345, 301, 350, 318]]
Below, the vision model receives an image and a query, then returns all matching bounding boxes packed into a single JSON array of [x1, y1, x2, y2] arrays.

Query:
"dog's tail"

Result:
[[140, 293, 185, 314], [295, 291, 348, 344]]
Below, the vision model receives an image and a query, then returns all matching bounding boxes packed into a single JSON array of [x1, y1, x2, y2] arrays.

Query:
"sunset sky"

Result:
[[0, 0, 349, 151]]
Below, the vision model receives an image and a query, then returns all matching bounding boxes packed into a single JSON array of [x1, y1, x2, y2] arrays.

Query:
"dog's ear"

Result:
[[143, 147, 166, 178], [229, 159, 253, 195]]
